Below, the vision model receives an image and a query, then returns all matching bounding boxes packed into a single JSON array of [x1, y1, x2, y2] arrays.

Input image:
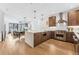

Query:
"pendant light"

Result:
[[41, 14, 44, 20], [33, 10, 36, 19]]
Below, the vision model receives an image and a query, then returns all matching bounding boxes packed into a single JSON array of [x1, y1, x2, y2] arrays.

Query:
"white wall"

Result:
[[0, 11, 4, 41], [4, 13, 50, 33], [4, 11, 69, 33], [30, 16, 48, 31]]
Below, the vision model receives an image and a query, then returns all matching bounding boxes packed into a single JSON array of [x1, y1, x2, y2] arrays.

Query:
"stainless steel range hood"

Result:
[[58, 12, 67, 23], [56, 12, 68, 31]]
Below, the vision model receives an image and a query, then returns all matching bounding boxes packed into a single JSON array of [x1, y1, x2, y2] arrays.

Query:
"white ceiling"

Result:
[[0, 3, 79, 19]]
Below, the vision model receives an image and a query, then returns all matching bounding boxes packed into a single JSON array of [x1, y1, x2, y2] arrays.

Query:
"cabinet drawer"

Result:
[[41, 31, 51, 42], [41, 32, 47, 42]]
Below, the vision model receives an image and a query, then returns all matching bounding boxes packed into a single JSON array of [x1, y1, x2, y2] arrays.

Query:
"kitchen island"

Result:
[[25, 30, 52, 48]]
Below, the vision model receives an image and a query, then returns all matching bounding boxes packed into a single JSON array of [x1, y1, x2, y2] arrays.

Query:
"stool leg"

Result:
[[73, 44, 76, 55], [74, 44, 78, 55]]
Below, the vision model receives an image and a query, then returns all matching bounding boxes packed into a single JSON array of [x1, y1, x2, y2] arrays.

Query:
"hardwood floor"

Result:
[[0, 34, 75, 55]]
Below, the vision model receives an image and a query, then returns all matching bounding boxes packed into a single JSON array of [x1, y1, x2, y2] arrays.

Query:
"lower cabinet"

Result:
[[34, 32, 42, 46], [51, 31, 55, 39], [34, 31, 51, 46], [41, 31, 51, 42], [47, 31, 52, 39], [33, 31, 78, 47], [25, 31, 79, 48], [66, 32, 78, 44]]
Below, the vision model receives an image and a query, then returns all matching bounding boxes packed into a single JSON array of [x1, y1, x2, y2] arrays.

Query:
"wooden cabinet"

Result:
[[46, 31, 52, 40], [66, 32, 76, 43], [51, 31, 55, 39], [34, 32, 42, 46], [66, 32, 79, 44], [41, 31, 51, 42], [49, 16, 56, 27], [68, 10, 79, 26], [34, 31, 51, 46]]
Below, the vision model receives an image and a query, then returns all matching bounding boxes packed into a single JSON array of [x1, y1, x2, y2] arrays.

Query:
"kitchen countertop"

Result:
[[25, 29, 54, 33]]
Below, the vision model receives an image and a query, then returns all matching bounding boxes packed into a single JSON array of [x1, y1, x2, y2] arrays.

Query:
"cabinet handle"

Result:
[[42, 33, 46, 36]]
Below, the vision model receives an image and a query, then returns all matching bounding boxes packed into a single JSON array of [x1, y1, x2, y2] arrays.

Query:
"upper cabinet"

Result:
[[49, 16, 56, 27], [68, 10, 79, 26]]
